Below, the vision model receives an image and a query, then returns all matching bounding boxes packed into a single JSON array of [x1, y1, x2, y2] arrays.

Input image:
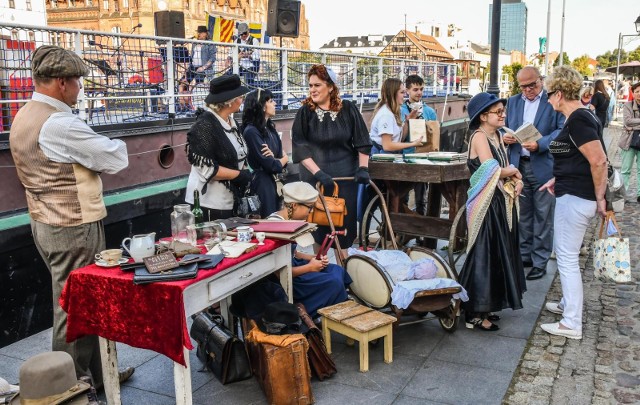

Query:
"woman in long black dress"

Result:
[[460, 92, 526, 331], [241, 89, 289, 218], [590, 79, 610, 128], [292, 64, 372, 250]]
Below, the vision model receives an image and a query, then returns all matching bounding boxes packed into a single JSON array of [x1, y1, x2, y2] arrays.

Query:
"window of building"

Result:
[[86, 0, 92, 5], [122, 0, 127, 7], [112, 26, 121, 46], [113, 0, 118, 10], [9, 0, 15, 8], [103, 0, 108, 9], [26, 0, 32, 10], [11, 30, 18, 41]]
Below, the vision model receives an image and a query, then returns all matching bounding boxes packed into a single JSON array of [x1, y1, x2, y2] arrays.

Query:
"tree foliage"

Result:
[[596, 46, 640, 69], [502, 62, 523, 96], [571, 55, 591, 77], [553, 52, 570, 66]]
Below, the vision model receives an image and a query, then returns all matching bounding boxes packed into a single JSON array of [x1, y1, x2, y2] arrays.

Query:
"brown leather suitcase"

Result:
[[246, 325, 314, 405]]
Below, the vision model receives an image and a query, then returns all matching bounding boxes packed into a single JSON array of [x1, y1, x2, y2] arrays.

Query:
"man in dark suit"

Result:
[[504, 66, 565, 280]]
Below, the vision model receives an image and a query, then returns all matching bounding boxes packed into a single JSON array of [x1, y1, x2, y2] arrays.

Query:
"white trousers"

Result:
[[554, 194, 597, 332]]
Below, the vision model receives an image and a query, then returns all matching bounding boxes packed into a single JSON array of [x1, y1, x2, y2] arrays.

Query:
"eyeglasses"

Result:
[[485, 108, 506, 116], [300, 203, 314, 212], [547, 90, 559, 98], [519, 79, 540, 90]]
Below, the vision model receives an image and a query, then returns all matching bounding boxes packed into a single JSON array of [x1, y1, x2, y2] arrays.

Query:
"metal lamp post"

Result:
[[614, 15, 640, 85]]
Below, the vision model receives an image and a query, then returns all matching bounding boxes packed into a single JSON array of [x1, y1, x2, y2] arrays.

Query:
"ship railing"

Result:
[[0, 23, 457, 132]]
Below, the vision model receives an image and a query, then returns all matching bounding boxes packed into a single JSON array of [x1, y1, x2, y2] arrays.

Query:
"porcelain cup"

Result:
[[95, 249, 123, 265], [236, 226, 254, 243]]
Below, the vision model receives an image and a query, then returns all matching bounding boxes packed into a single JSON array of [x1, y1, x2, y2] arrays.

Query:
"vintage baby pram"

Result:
[[314, 178, 462, 332]]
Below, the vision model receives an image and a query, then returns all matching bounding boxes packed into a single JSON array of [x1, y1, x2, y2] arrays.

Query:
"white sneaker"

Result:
[[540, 322, 582, 339], [545, 302, 563, 315]]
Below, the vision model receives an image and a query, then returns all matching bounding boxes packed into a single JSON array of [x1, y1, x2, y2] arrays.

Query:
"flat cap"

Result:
[[31, 45, 89, 79], [282, 182, 318, 205]]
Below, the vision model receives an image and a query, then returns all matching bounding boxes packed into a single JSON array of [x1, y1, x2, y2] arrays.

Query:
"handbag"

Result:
[[307, 182, 347, 227], [238, 192, 261, 218], [593, 212, 632, 283], [296, 303, 337, 381], [629, 130, 640, 150], [190, 312, 253, 384], [606, 166, 626, 213]]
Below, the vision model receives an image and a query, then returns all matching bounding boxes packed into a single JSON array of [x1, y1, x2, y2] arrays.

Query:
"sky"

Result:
[[305, 0, 640, 60]]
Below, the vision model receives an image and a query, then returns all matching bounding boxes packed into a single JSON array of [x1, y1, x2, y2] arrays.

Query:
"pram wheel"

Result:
[[438, 303, 460, 333], [360, 194, 406, 249]]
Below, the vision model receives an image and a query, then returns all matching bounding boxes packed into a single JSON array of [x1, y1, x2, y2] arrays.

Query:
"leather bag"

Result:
[[246, 322, 314, 405], [307, 182, 347, 227], [190, 312, 252, 385], [296, 303, 337, 381]]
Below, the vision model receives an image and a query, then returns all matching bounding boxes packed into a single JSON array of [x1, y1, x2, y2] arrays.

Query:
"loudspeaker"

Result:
[[266, 0, 300, 38], [154, 11, 185, 39]]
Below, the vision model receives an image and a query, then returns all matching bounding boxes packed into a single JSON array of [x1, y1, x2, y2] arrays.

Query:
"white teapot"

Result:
[[122, 232, 156, 262]]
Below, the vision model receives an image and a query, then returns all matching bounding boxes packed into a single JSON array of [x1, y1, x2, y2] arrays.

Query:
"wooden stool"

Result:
[[318, 301, 395, 372]]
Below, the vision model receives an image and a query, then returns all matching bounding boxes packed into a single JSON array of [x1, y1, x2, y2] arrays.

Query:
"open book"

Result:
[[502, 122, 542, 144], [408, 119, 440, 152]]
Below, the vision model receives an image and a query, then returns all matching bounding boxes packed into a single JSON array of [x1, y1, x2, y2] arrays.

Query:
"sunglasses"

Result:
[[519, 79, 540, 90]]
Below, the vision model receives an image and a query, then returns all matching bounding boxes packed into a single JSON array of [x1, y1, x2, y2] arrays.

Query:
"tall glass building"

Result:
[[488, 0, 527, 54]]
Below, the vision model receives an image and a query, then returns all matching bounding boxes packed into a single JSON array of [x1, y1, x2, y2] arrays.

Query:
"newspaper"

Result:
[[502, 122, 542, 144]]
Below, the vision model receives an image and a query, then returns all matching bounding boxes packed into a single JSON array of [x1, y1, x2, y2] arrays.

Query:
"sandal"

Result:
[[487, 313, 501, 322], [465, 317, 499, 331]]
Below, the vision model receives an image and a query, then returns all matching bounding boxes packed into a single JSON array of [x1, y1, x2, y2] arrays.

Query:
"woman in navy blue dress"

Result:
[[241, 89, 289, 218], [267, 181, 352, 319]]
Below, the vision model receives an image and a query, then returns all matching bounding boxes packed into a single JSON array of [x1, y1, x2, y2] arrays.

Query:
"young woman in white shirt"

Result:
[[369, 78, 424, 154]]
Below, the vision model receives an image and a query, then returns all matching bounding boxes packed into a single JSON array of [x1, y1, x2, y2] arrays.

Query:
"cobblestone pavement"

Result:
[[504, 123, 640, 404]]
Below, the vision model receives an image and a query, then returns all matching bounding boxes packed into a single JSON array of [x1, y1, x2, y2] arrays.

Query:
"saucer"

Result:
[[95, 258, 129, 268]]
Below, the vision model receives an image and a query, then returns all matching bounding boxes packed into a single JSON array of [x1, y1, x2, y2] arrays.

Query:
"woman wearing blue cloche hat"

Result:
[[458, 92, 527, 331]]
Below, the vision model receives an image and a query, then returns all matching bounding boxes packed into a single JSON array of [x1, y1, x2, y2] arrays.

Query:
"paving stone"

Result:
[[615, 372, 640, 388]]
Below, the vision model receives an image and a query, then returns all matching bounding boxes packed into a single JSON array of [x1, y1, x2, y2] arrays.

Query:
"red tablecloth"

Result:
[[60, 239, 288, 366]]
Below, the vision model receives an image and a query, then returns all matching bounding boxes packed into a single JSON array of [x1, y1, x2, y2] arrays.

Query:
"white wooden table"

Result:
[[99, 243, 292, 405]]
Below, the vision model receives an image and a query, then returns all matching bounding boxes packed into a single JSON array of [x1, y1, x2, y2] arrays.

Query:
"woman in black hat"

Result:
[[459, 92, 526, 331], [185, 74, 251, 220], [241, 88, 288, 218]]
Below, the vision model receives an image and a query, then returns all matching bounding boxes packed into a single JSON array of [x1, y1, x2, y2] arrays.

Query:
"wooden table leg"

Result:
[[383, 325, 393, 364], [174, 346, 192, 405], [99, 337, 121, 405], [321, 318, 332, 354], [359, 333, 369, 372]]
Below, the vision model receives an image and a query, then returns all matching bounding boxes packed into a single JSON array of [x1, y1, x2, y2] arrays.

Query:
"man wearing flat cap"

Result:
[[9, 45, 131, 387]]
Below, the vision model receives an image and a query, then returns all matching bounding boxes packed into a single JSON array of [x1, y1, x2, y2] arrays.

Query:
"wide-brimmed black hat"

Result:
[[196, 25, 208, 34], [257, 302, 302, 335], [204, 74, 249, 105]]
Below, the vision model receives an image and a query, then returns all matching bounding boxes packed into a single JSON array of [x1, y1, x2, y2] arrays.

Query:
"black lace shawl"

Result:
[[186, 108, 247, 207]]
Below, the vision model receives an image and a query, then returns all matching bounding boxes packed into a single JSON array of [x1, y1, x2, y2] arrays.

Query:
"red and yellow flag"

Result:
[[219, 18, 234, 43]]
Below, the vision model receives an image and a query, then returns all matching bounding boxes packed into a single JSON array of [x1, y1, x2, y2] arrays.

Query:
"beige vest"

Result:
[[10, 100, 106, 226]]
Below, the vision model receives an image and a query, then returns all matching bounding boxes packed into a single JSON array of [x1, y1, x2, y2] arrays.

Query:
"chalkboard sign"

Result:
[[143, 252, 179, 274]]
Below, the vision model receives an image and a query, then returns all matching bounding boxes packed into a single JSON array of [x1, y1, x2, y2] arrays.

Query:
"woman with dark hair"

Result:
[[591, 79, 610, 127], [459, 92, 525, 331], [185, 74, 251, 220], [241, 89, 289, 218], [369, 78, 423, 153], [292, 64, 372, 251]]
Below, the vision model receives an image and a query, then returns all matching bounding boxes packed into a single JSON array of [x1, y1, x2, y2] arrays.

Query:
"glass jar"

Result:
[[171, 204, 195, 243]]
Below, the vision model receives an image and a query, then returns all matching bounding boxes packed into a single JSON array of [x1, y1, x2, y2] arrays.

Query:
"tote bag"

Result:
[[593, 212, 632, 283]]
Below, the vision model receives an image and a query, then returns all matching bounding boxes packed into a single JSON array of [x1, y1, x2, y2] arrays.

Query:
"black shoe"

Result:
[[523, 261, 533, 268], [487, 313, 501, 322], [465, 317, 499, 331], [526, 267, 547, 280], [637, 196, 640, 203]]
